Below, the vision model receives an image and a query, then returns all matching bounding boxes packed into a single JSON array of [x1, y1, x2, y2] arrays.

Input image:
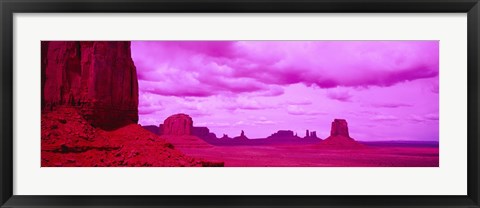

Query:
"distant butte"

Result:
[[233, 130, 249, 140], [267, 130, 298, 139], [304, 129, 320, 139], [160, 113, 193, 136], [330, 119, 350, 137], [157, 114, 214, 149], [220, 134, 232, 140], [321, 119, 363, 147]]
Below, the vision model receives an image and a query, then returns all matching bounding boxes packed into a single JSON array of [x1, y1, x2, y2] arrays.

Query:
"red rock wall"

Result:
[[41, 41, 138, 130], [161, 114, 193, 136]]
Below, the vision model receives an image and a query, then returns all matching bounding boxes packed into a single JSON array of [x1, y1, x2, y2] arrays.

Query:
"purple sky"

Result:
[[131, 41, 439, 141]]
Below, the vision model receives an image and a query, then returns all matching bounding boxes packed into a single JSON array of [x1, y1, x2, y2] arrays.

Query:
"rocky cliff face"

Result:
[[160, 114, 193, 135], [41, 41, 138, 130], [330, 119, 350, 137]]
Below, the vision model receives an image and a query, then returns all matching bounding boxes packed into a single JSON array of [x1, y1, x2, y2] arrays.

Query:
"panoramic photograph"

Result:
[[41, 40, 439, 167]]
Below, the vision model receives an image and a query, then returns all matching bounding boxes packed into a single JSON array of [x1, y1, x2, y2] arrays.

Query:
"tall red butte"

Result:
[[321, 119, 363, 147], [158, 114, 214, 149], [41, 41, 138, 130]]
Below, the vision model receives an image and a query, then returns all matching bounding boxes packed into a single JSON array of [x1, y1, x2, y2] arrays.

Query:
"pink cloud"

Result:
[[223, 97, 275, 111], [196, 121, 231, 127], [132, 41, 439, 97], [187, 110, 212, 118], [286, 105, 324, 116], [431, 83, 439, 94], [252, 86, 285, 97], [326, 89, 352, 102], [151, 41, 238, 58], [285, 99, 312, 105], [286, 105, 305, 115], [370, 115, 399, 121], [138, 106, 163, 115], [140, 80, 213, 97], [254, 120, 276, 125], [424, 113, 439, 121], [225, 41, 439, 88], [409, 114, 439, 123], [370, 102, 412, 108], [138, 92, 165, 114]]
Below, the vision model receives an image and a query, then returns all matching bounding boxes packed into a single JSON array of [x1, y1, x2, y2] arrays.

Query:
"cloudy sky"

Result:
[[131, 41, 439, 141]]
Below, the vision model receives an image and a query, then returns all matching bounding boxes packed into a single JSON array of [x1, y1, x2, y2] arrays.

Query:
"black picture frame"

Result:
[[1, 0, 479, 207]]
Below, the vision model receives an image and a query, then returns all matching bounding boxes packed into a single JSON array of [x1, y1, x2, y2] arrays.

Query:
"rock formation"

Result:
[[156, 114, 218, 149], [192, 127, 218, 143], [304, 130, 320, 139], [233, 130, 249, 140], [41, 41, 138, 130], [220, 134, 231, 140], [144, 122, 219, 144], [322, 119, 362, 147], [330, 119, 350, 137], [265, 130, 320, 144], [267, 130, 296, 139], [192, 127, 209, 137], [160, 114, 193, 136]]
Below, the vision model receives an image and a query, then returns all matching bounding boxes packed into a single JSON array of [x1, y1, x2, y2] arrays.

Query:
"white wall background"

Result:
[[13, 13, 467, 195]]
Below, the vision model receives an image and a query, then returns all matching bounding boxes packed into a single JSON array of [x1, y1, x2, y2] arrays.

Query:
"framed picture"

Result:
[[1, 0, 479, 207]]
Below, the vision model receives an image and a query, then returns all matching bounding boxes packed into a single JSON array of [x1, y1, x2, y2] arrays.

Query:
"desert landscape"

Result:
[[41, 41, 439, 167], [142, 114, 438, 167]]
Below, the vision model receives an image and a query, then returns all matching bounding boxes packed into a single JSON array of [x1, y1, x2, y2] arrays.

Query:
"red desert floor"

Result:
[[173, 145, 438, 167], [160, 136, 439, 167]]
